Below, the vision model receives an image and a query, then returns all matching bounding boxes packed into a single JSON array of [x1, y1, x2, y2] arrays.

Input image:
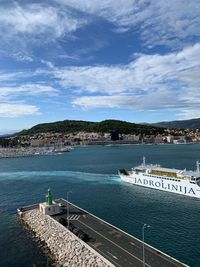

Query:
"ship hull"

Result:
[[119, 172, 200, 199]]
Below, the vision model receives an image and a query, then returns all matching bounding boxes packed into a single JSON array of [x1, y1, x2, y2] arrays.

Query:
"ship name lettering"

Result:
[[171, 184, 178, 191], [184, 187, 187, 194], [188, 187, 195, 195], [155, 181, 161, 187], [132, 174, 196, 196], [162, 182, 167, 189], [149, 180, 154, 186]]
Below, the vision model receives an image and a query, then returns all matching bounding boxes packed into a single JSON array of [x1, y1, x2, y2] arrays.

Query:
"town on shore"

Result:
[[0, 127, 199, 158]]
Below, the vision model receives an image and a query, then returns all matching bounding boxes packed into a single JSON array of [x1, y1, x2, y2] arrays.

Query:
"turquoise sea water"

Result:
[[0, 144, 200, 267]]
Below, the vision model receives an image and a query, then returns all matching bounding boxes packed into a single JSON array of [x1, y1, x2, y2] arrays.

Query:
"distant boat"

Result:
[[54, 146, 72, 153]]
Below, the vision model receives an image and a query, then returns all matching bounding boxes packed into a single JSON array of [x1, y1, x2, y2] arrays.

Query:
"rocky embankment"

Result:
[[21, 209, 115, 267]]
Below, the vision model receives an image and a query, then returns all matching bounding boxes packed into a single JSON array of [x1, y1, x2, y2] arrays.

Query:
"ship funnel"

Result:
[[196, 160, 200, 173], [143, 156, 146, 166]]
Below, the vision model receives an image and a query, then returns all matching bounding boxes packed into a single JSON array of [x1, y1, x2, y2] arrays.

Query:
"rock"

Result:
[[22, 209, 114, 267]]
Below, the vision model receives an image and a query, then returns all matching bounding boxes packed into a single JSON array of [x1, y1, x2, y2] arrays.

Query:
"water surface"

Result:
[[0, 144, 199, 267]]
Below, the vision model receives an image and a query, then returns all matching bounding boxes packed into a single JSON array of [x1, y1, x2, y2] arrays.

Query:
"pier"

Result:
[[18, 193, 189, 267], [55, 199, 188, 267]]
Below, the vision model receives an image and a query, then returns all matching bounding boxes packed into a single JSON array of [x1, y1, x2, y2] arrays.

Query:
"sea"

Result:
[[0, 144, 200, 267]]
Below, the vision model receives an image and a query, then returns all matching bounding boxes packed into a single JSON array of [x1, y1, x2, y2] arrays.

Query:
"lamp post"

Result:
[[67, 191, 72, 229], [142, 224, 150, 267]]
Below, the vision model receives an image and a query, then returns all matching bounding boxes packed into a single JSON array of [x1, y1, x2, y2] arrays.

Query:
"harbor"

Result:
[[0, 146, 72, 158], [18, 189, 189, 267], [1, 144, 199, 266]]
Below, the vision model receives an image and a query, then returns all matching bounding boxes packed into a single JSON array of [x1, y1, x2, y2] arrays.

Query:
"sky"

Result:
[[0, 0, 200, 134]]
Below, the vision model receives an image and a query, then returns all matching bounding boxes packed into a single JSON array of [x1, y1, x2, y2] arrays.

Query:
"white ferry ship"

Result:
[[118, 157, 200, 199]]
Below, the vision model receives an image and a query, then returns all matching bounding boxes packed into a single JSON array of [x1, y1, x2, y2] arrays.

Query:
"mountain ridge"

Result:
[[17, 119, 163, 136], [152, 118, 200, 129], [15, 117, 200, 137]]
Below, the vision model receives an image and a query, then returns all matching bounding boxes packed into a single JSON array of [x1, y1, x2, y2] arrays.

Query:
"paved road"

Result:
[[53, 199, 188, 267]]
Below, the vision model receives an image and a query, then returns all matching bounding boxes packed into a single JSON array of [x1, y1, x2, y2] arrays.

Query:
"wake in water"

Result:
[[0, 170, 120, 184]]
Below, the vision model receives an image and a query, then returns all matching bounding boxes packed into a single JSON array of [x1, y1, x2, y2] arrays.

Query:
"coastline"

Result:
[[0, 142, 199, 159]]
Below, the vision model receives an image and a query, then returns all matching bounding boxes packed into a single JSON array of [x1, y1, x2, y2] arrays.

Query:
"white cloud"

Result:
[[55, 43, 200, 94], [72, 91, 174, 110], [177, 109, 200, 120], [0, 2, 87, 43], [55, 65, 134, 94], [11, 51, 33, 62], [41, 60, 55, 69], [57, 0, 200, 49], [55, 43, 200, 118], [0, 103, 39, 118], [0, 84, 58, 101], [0, 0, 198, 60], [0, 71, 28, 83]]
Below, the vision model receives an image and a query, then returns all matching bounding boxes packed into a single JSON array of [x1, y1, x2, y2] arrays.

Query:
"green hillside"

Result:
[[153, 118, 200, 129], [17, 119, 164, 136]]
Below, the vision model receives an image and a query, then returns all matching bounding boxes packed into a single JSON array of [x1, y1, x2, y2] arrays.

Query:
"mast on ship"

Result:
[[196, 160, 200, 173]]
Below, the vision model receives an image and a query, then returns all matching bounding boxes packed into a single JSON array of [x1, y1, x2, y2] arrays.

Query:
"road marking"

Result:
[[130, 242, 141, 249], [108, 230, 116, 234], [107, 251, 118, 260], [59, 200, 185, 267], [145, 246, 183, 267], [78, 220, 151, 267], [93, 241, 102, 248], [67, 215, 80, 220], [84, 216, 182, 267], [116, 233, 122, 238], [89, 243, 121, 267]]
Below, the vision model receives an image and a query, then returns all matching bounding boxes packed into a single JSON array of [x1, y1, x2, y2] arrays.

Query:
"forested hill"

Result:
[[17, 119, 164, 136], [153, 118, 200, 129]]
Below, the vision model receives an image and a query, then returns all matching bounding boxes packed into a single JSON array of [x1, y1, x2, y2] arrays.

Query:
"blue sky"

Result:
[[0, 0, 200, 133]]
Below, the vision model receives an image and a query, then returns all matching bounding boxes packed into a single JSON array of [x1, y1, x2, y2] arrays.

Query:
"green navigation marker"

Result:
[[47, 188, 53, 206]]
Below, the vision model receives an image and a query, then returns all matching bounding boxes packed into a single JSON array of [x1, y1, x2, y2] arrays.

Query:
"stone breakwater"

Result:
[[21, 209, 115, 267]]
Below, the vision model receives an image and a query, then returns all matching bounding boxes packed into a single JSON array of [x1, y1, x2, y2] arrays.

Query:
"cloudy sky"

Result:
[[0, 0, 200, 133]]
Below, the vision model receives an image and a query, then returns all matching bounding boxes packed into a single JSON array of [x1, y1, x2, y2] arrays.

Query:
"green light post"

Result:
[[47, 188, 53, 206]]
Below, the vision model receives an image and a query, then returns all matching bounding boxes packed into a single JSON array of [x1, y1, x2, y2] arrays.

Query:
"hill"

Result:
[[17, 119, 164, 136], [153, 118, 200, 129]]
